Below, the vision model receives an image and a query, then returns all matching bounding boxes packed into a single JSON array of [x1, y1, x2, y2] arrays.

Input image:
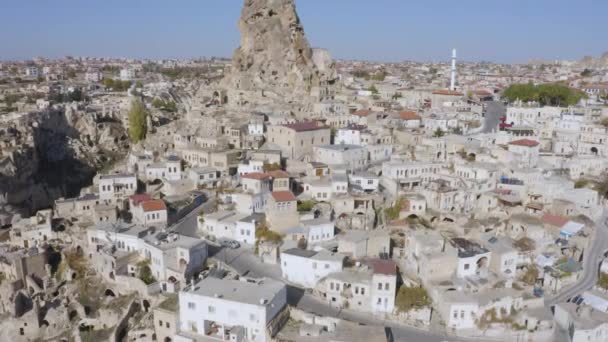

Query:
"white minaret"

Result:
[[450, 48, 457, 91]]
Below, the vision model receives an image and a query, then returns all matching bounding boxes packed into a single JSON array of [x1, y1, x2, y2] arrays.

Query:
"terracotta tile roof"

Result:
[[473, 90, 493, 96], [509, 139, 540, 147], [398, 111, 421, 120], [271, 191, 296, 202], [432, 90, 463, 96], [241, 172, 271, 181], [369, 259, 397, 275], [353, 109, 372, 117], [141, 199, 167, 212], [542, 213, 569, 227], [130, 194, 152, 206], [282, 121, 327, 132]]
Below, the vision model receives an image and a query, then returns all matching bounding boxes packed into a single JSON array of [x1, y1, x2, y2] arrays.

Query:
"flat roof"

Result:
[[186, 277, 285, 307]]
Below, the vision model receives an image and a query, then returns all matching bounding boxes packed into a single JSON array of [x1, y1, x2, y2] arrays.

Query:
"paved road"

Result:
[[481, 101, 505, 133], [169, 193, 216, 237], [212, 246, 494, 342], [545, 210, 608, 306]]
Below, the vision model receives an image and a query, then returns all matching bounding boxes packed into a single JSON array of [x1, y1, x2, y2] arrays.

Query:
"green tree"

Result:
[[152, 98, 165, 108], [368, 85, 379, 94], [395, 286, 431, 312], [581, 69, 593, 77], [128, 99, 148, 143], [521, 265, 539, 286], [433, 128, 445, 138], [502, 82, 586, 107], [598, 272, 608, 290], [137, 260, 157, 285]]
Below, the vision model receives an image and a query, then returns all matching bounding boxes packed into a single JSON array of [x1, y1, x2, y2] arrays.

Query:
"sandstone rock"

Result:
[[221, 0, 338, 110]]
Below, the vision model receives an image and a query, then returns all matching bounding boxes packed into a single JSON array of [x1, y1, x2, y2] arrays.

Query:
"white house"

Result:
[[450, 238, 491, 279], [508, 139, 540, 168], [349, 172, 380, 192], [188, 167, 219, 187], [131, 199, 168, 228], [120, 68, 136, 81], [280, 248, 344, 288], [200, 211, 261, 245], [178, 277, 288, 342], [98, 173, 137, 202], [313, 144, 368, 171]]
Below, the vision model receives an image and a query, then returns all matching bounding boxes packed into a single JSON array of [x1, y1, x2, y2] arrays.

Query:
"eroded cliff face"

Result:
[[0, 106, 128, 219], [221, 0, 338, 109]]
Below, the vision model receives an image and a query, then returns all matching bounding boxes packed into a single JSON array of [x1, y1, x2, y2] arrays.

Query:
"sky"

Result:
[[0, 0, 606, 63]]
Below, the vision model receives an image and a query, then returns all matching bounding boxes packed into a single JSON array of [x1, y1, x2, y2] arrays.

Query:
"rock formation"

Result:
[[220, 0, 338, 111], [0, 106, 129, 218]]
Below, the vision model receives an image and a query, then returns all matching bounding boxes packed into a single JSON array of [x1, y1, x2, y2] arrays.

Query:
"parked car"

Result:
[[218, 238, 240, 249]]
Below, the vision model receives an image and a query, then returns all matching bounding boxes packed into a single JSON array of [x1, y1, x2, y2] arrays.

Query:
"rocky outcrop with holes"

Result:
[[221, 0, 338, 111], [0, 105, 129, 219]]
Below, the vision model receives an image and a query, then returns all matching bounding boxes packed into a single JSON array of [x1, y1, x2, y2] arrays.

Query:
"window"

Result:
[[464, 264, 470, 270], [208, 306, 215, 313], [453, 311, 458, 319], [159, 320, 163, 326], [187, 302, 196, 310], [325, 263, 330, 269], [377, 298, 382, 304], [166, 322, 170, 328], [249, 313, 256, 322], [361, 288, 365, 295], [377, 283, 382, 290], [312, 262, 317, 269], [385, 283, 389, 290], [460, 310, 465, 318], [330, 282, 334, 290]]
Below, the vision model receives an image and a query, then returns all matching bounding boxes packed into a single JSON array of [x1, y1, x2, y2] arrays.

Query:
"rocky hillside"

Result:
[[0, 105, 129, 220]]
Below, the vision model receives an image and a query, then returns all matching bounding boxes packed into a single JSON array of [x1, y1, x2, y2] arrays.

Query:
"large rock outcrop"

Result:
[[220, 0, 338, 111], [0, 105, 129, 218]]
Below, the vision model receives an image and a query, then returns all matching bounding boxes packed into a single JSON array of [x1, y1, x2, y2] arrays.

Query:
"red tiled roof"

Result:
[[130, 194, 152, 206], [398, 111, 421, 120], [369, 259, 397, 276], [141, 200, 167, 212], [473, 90, 493, 96], [432, 90, 463, 96], [509, 139, 540, 147], [283, 121, 327, 132], [241, 172, 270, 181], [542, 213, 569, 227], [271, 191, 296, 202], [353, 109, 372, 117]]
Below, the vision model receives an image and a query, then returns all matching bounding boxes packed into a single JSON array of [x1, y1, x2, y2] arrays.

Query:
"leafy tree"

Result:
[[433, 128, 445, 138], [152, 98, 164, 108], [502, 82, 587, 107], [581, 69, 593, 77], [368, 85, 379, 94], [137, 260, 157, 285], [297, 200, 316, 212], [395, 285, 431, 312], [598, 272, 608, 290], [128, 99, 148, 143], [135, 80, 144, 88], [521, 265, 539, 286], [385, 197, 404, 221]]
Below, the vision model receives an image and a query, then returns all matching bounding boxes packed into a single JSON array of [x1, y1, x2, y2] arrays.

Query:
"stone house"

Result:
[[267, 121, 331, 160]]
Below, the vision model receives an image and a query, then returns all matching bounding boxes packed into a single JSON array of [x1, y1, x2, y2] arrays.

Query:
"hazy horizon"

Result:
[[0, 0, 606, 64]]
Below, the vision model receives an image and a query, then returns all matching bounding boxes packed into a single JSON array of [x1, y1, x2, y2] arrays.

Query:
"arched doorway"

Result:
[[591, 147, 599, 155]]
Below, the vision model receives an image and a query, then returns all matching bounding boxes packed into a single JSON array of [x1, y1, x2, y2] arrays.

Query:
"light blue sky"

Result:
[[0, 0, 605, 63]]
